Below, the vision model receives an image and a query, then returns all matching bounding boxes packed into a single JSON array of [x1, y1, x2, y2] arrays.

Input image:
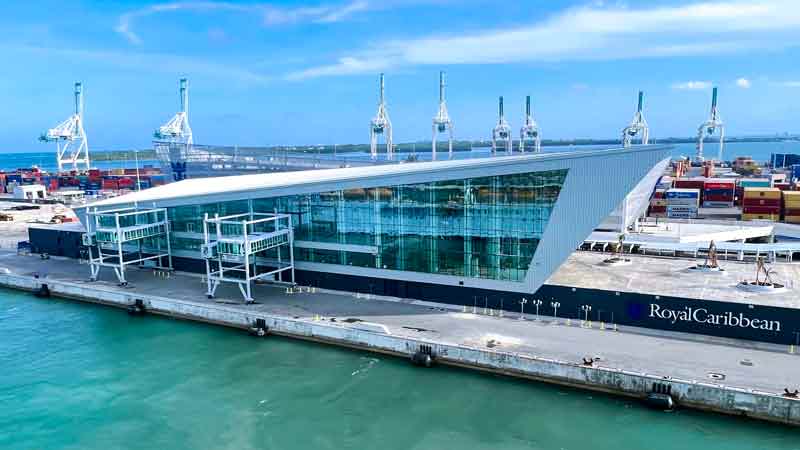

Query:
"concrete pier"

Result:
[[1, 252, 799, 426]]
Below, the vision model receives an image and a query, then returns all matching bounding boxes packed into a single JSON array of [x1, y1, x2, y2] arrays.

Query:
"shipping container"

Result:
[[666, 188, 700, 198], [743, 187, 781, 199], [742, 198, 781, 207], [704, 194, 735, 202], [703, 201, 734, 208], [742, 206, 781, 215], [739, 179, 771, 188], [741, 213, 779, 221]]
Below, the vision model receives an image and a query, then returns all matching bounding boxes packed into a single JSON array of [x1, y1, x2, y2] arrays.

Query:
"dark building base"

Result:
[[27, 226, 800, 346]]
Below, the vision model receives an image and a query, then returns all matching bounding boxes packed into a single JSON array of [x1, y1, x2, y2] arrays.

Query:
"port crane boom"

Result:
[[155, 78, 193, 146], [519, 95, 541, 153], [696, 87, 724, 162], [40, 82, 90, 171], [622, 91, 649, 148], [370, 73, 393, 160], [432, 71, 454, 160], [491, 96, 512, 154]]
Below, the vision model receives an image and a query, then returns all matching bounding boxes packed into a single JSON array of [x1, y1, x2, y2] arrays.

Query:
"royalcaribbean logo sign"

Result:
[[646, 303, 781, 332]]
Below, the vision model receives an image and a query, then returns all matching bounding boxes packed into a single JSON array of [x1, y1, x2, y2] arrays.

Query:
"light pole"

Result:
[[532, 299, 542, 320], [520, 297, 528, 319], [581, 305, 592, 322], [551, 301, 561, 321]]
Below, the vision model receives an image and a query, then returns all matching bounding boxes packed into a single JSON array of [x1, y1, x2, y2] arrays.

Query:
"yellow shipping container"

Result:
[[650, 199, 667, 207], [784, 216, 800, 224], [741, 213, 779, 221], [784, 200, 800, 208], [743, 187, 781, 199]]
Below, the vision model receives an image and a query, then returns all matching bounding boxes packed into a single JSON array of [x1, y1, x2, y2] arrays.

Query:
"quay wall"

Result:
[[1, 272, 798, 427]]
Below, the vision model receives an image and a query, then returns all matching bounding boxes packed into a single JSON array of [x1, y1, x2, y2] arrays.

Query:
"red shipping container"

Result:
[[649, 206, 667, 213], [704, 182, 735, 190], [742, 198, 781, 207], [674, 180, 705, 189], [102, 180, 119, 190], [784, 208, 800, 216], [743, 206, 781, 214]]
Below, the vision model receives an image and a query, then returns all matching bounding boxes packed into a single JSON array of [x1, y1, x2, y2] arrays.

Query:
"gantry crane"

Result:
[[696, 87, 724, 162], [154, 78, 193, 146], [40, 82, 90, 171], [370, 73, 393, 159], [622, 91, 649, 148], [491, 96, 512, 154], [432, 71, 454, 159], [519, 95, 541, 153]]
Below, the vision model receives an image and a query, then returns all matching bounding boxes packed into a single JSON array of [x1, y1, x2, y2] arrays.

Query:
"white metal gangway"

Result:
[[202, 212, 295, 303], [84, 206, 173, 285]]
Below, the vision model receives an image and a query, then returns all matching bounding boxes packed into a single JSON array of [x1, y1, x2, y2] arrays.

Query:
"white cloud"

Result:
[[735, 77, 751, 88], [263, 0, 368, 25], [672, 81, 712, 90], [116, 1, 369, 44], [286, 0, 800, 80]]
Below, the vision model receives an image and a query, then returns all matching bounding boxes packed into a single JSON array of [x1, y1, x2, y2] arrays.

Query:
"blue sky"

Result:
[[2, 0, 800, 152]]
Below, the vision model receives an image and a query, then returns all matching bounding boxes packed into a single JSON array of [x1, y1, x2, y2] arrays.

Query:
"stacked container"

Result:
[[703, 179, 735, 207], [783, 191, 800, 224], [666, 188, 700, 219], [742, 188, 781, 221], [649, 189, 667, 217], [791, 164, 800, 182]]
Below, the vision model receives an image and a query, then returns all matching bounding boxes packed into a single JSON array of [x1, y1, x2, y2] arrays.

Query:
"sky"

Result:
[[1, 0, 800, 152]]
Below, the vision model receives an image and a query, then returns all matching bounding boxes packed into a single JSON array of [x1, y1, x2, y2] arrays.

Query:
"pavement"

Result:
[[2, 250, 799, 396], [549, 251, 800, 308]]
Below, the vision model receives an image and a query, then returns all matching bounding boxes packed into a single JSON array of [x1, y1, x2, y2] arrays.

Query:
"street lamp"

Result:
[[551, 301, 561, 320], [581, 304, 592, 322], [520, 297, 528, 319], [532, 299, 542, 320]]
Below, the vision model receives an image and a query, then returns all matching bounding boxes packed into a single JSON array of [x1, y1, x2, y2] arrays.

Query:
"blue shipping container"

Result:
[[666, 191, 700, 199], [792, 164, 800, 181]]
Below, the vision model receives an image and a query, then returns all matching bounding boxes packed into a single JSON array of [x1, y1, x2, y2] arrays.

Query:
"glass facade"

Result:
[[167, 169, 567, 282]]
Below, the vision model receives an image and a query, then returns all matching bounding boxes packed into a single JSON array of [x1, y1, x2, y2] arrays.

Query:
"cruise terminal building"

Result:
[[70, 145, 800, 345]]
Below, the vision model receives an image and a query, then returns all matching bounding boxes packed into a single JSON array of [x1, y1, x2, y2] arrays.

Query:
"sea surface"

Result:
[[0, 151, 159, 173], [3, 140, 800, 173], [1, 289, 798, 450]]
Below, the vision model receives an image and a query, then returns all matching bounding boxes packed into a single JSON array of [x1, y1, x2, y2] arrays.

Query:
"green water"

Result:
[[1, 290, 797, 450]]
